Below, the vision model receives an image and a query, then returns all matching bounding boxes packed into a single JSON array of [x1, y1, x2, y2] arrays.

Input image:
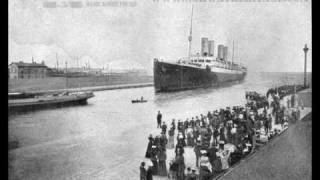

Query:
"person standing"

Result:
[[213, 127, 219, 147], [189, 169, 198, 180], [146, 165, 153, 180], [185, 167, 192, 180], [176, 148, 186, 180], [167, 128, 175, 149], [157, 147, 168, 176], [150, 146, 158, 175], [157, 111, 162, 128], [145, 135, 154, 158], [140, 162, 147, 180], [194, 140, 201, 167], [161, 122, 167, 135]]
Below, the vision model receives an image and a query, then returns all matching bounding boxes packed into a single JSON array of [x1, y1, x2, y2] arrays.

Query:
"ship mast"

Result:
[[56, 52, 59, 70], [188, 5, 194, 60], [232, 40, 234, 64]]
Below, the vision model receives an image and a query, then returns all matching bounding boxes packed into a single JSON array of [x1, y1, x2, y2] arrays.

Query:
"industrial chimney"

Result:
[[223, 46, 228, 61], [208, 40, 215, 57], [218, 45, 224, 60], [201, 38, 209, 56]]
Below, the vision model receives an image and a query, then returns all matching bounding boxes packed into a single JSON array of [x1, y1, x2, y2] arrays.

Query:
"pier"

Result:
[[142, 86, 311, 180]]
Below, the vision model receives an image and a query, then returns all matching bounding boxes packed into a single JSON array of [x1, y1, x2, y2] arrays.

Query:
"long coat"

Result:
[[140, 166, 147, 180], [146, 167, 153, 180], [157, 150, 168, 176], [145, 139, 154, 158]]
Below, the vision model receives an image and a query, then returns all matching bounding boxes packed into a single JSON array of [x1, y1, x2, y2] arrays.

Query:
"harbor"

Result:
[[8, 72, 311, 180], [9, 1, 311, 179]]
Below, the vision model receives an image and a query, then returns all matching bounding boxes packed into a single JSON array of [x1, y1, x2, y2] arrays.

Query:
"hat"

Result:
[[200, 150, 207, 154], [200, 156, 209, 163]]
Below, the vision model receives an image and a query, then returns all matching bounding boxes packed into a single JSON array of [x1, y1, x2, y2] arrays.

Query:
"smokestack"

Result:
[[223, 46, 228, 61], [201, 37, 209, 56], [218, 45, 224, 59], [208, 40, 215, 57]]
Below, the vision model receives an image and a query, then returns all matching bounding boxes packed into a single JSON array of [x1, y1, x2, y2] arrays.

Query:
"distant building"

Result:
[[9, 61, 48, 79]]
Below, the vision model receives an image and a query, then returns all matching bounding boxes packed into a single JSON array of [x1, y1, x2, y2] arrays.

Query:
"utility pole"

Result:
[[303, 44, 309, 88]]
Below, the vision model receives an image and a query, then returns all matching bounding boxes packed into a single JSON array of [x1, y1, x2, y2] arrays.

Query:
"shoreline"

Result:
[[9, 82, 154, 94]]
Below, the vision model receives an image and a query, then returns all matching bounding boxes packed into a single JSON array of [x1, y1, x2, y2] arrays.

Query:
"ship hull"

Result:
[[154, 61, 246, 92]]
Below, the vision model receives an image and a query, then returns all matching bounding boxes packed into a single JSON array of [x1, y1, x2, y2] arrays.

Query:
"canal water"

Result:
[[8, 72, 311, 180]]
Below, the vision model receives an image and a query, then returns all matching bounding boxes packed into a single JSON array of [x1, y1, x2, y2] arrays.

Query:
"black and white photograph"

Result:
[[9, 0, 311, 179]]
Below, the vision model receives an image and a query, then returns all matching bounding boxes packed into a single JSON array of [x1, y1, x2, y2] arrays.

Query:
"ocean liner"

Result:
[[153, 6, 247, 93]]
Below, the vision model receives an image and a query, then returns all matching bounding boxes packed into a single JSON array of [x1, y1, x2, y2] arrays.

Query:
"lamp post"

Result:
[[303, 44, 309, 88]]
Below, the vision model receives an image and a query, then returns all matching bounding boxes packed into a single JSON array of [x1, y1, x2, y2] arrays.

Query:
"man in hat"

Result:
[[176, 148, 186, 180], [194, 140, 201, 167], [161, 121, 167, 135], [213, 127, 219, 147], [140, 162, 147, 180], [168, 158, 178, 179], [157, 147, 167, 176], [157, 111, 162, 128], [146, 162, 154, 180], [199, 156, 213, 180], [188, 168, 198, 180], [251, 129, 264, 154], [150, 145, 158, 175], [171, 119, 176, 130], [145, 135, 154, 158], [185, 167, 192, 179]]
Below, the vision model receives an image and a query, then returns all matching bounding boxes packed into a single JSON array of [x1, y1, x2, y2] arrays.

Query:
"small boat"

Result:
[[9, 91, 94, 112], [132, 99, 148, 103]]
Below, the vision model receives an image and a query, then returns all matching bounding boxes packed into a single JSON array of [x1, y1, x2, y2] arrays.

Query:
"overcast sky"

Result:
[[9, 0, 311, 74]]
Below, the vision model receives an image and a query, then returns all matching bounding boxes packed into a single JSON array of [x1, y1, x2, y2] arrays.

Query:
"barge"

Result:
[[8, 91, 94, 112]]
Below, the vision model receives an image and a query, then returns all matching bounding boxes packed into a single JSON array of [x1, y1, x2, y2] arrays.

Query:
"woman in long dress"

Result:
[[175, 149, 185, 180], [186, 127, 194, 147], [145, 135, 154, 158], [157, 148, 168, 176], [167, 128, 175, 149], [150, 146, 158, 175]]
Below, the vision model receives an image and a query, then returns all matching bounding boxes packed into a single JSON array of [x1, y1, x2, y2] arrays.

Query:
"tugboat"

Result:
[[8, 91, 94, 112]]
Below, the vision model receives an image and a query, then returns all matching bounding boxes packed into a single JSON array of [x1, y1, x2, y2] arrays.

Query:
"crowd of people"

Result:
[[140, 87, 302, 180], [266, 84, 307, 100]]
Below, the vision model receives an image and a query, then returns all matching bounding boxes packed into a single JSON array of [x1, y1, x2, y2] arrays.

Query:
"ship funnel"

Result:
[[218, 44, 224, 60], [223, 46, 228, 61], [201, 37, 209, 56], [208, 40, 215, 57]]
